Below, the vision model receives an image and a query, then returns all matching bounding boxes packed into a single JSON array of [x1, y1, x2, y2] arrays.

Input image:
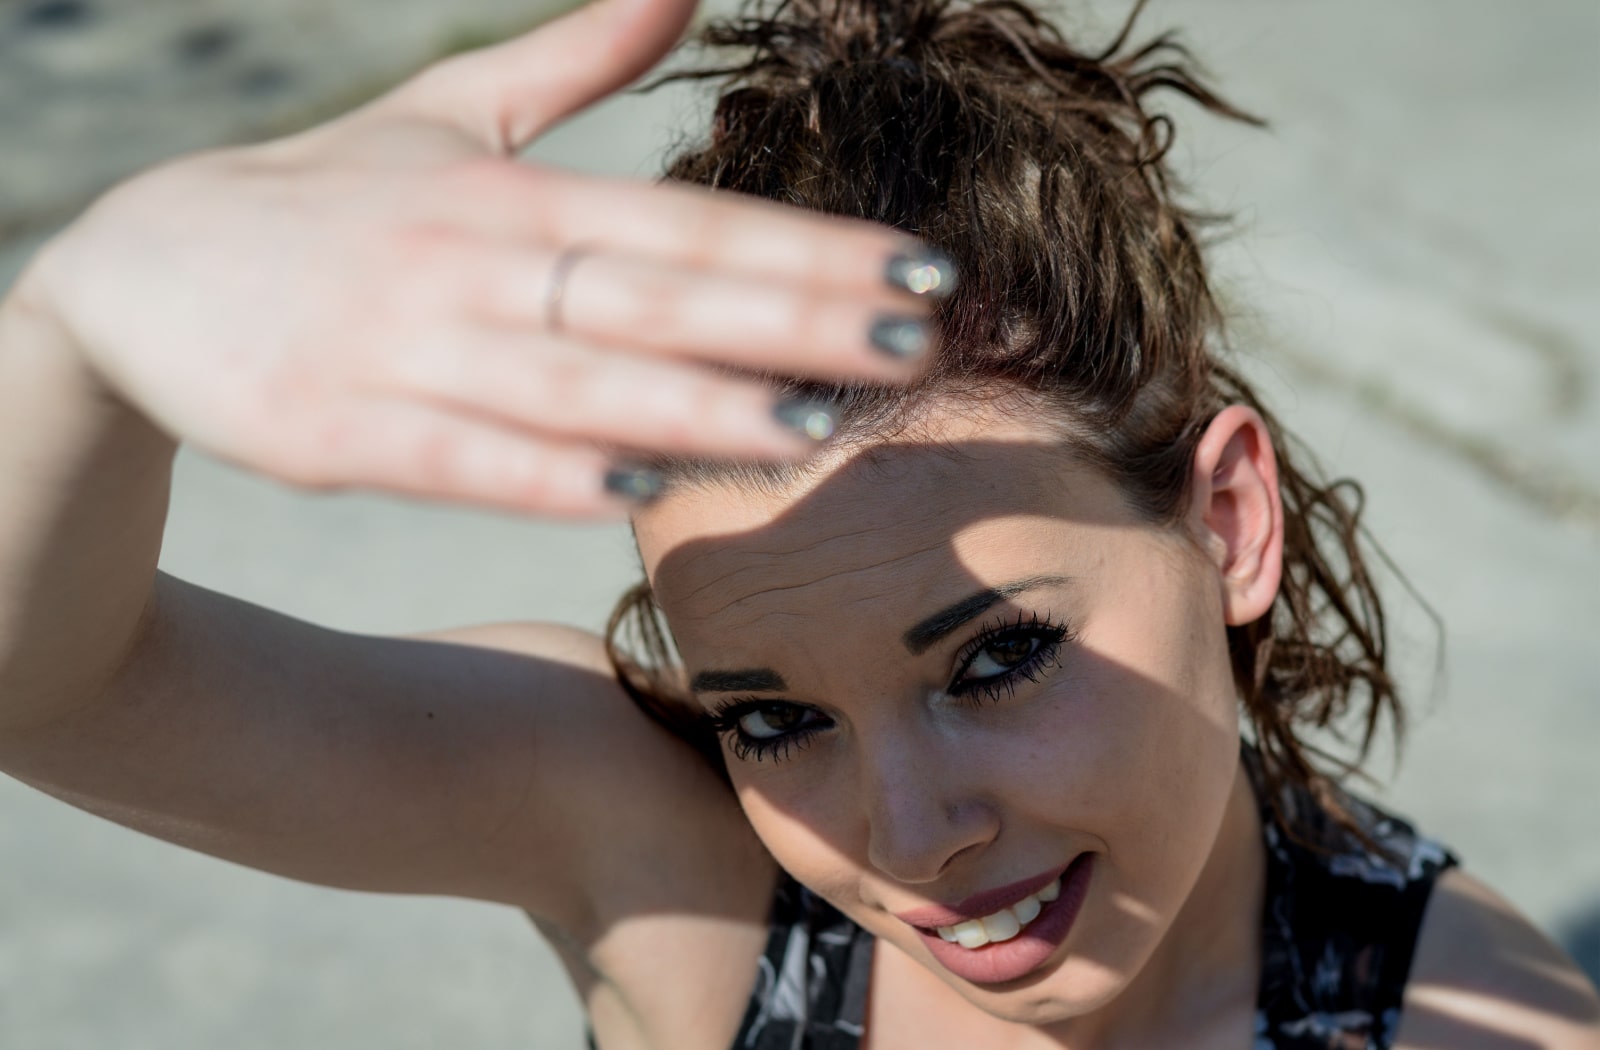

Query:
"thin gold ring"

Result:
[[542, 244, 594, 335]]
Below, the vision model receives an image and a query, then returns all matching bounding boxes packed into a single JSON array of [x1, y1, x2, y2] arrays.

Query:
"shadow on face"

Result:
[[631, 427, 1255, 1024], [569, 413, 1599, 1042]]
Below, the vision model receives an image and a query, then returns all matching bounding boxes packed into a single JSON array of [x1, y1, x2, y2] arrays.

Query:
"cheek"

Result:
[[1015, 564, 1239, 903], [732, 775, 864, 901], [1081, 549, 1237, 772], [994, 664, 1215, 838]]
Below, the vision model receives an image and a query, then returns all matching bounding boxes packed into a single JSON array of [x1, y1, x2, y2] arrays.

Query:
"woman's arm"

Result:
[[0, 278, 740, 924], [0, 284, 174, 738], [0, 0, 933, 927]]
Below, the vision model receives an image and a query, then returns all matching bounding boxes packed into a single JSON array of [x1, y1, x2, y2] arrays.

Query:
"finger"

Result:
[[438, 165, 957, 302], [378, 326, 840, 460], [538, 172, 960, 300], [466, 245, 937, 381], [389, 0, 698, 153], [274, 400, 642, 518]]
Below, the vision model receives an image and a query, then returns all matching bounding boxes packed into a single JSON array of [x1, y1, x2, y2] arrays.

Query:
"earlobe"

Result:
[[1189, 406, 1284, 626]]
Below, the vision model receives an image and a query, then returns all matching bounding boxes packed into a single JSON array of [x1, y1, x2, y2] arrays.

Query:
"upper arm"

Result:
[[0, 570, 733, 926], [1396, 868, 1600, 1049]]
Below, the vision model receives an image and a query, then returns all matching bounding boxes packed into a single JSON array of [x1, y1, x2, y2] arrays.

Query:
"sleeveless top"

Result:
[[724, 749, 1458, 1050]]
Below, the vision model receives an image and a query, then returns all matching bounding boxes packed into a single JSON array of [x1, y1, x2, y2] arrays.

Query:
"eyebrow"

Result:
[[901, 575, 1072, 655], [688, 574, 1072, 692], [689, 668, 788, 693]]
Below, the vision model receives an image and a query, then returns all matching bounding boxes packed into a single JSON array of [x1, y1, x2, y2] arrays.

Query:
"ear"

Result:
[[1187, 406, 1284, 626]]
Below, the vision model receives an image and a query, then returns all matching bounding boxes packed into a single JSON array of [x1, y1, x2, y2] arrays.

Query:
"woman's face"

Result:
[[634, 407, 1254, 1025]]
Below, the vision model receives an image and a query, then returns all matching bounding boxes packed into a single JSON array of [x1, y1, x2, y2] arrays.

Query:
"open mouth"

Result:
[[907, 853, 1096, 985], [927, 871, 1063, 948]]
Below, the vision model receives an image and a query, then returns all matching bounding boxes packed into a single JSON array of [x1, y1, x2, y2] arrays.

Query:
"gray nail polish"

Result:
[[885, 248, 958, 298], [869, 314, 931, 359], [604, 465, 666, 503], [773, 398, 839, 442]]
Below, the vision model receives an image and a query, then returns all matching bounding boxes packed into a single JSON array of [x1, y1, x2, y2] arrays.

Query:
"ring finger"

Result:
[[470, 243, 939, 381], [376, 323, 843, 460]]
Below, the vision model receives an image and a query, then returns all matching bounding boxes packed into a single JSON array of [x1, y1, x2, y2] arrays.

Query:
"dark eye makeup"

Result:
[[703, 610, 1076, 764], [949, 610, 1071, 702]]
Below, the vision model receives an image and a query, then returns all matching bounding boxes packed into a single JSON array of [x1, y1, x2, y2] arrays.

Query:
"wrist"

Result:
[[1, 252, 178, 468], [3, 246, 141, 420]]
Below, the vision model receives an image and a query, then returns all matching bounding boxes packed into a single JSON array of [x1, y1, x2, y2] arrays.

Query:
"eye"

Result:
[[734, 702, 815, 740], [948, 613, 1072, 700], [962, 633, 1043, 679], [705, 699, 830, 763]]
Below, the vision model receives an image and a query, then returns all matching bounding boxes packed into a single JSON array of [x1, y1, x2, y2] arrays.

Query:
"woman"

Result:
[[0, 0, 1594, 1047]]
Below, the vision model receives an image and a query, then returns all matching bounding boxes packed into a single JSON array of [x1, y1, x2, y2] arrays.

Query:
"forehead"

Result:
[[635, 415, 1141, 632]]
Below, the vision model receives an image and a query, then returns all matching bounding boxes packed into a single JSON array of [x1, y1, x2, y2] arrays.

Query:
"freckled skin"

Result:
[[633, 407, 1272, 1044]]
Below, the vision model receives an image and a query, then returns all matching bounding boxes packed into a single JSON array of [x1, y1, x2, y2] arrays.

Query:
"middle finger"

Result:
[[473, 245, 939, 381]]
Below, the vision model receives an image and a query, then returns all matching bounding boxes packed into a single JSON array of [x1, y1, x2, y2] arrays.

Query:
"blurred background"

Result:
[[0, 0, 1596, 1046]]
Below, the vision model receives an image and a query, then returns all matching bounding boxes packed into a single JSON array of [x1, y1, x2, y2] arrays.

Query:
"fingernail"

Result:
[[773, 397, 839, 442], [869, 314, 931, 359], [885, 248, 958, 298], [604, 464, 666, 504]]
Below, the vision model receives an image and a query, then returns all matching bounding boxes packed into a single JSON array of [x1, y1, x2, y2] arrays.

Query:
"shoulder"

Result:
[[432, 622, 778, 1044], [414, 619, 741, 843], [1254, 770, 1459, 1043], [1255, 772, 1598, 1048], [416, 620, 729, 826], [1395, 868, 1600, 1049], [421, 621, 773, 931], [414, 619, 702, 788]]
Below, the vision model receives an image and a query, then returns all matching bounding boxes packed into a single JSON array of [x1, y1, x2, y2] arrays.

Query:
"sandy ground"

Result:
[[0, 0, 1596, 1047]]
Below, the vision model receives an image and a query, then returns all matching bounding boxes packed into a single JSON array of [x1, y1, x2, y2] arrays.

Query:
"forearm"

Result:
[[0, 263, 176, 733]]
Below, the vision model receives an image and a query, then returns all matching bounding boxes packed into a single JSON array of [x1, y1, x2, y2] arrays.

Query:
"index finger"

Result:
[[499, 167, 959, 300]]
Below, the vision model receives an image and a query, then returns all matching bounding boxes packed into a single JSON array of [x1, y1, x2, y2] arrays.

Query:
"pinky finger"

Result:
[[276, 400, 652, 518]]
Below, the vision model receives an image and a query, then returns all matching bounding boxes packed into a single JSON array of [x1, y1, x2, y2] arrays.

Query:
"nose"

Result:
[[859, 730, 998, 884]]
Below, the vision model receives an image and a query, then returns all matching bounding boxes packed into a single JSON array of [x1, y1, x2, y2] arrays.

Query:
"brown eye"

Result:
[[965, 634, 1040, 678], [988, 635, 1037, 666], [737, 703, 814, 740]]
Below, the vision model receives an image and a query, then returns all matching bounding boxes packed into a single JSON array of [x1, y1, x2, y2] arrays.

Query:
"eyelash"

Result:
[[704, 612, 1075, 764], [949, 610, 1072, 704], [703, 703, 817, 765]]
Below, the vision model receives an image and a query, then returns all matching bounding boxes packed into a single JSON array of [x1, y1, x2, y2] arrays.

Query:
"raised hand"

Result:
[[14, 0, 951, 516]]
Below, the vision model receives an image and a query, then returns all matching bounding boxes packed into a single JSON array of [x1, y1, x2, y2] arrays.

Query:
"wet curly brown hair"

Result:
[[604, 0, 1406, 839]]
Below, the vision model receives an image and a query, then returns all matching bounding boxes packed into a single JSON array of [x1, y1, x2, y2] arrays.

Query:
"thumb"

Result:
[[397, 0, 700, 153]]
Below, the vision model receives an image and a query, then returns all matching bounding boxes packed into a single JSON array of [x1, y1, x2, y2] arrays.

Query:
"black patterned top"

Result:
[[723, 748, 1458, 1050]]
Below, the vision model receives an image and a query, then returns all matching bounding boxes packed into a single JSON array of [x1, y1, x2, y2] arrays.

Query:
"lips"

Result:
[[894, 863, 1068, 929], [901, 853, 1096, 985]]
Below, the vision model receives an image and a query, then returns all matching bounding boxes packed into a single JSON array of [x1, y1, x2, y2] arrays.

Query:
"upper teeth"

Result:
[[934, 876, 1060, 949]]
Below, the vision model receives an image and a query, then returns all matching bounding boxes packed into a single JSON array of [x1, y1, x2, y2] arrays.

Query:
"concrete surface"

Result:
[[0, 0, 1596, 1047]]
